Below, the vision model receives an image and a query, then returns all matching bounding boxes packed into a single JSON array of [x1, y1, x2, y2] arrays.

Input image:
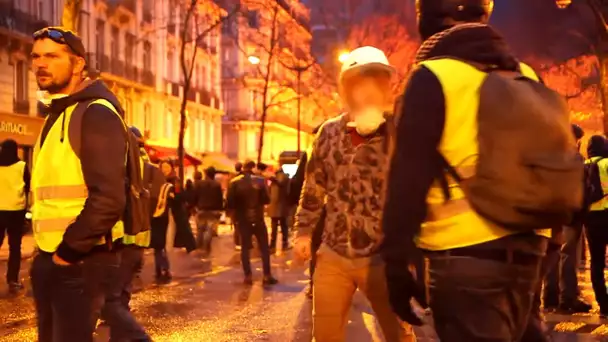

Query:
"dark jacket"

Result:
[[226, 171, 270, 223], [38, 79, 127, 263], [268, 171, 290, 218], [193, 178, 224, 211], [382, 24, 537, 267], [289, 152, 308, 206]]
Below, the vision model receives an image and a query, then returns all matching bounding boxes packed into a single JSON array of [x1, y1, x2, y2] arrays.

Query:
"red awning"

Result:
[[144, 144, 202, 166]]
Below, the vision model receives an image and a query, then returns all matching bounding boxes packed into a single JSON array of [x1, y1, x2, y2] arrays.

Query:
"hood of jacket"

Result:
[[415, 23, 520, 72], [0, 139, 20, 166], [39, 79, 124, 118]]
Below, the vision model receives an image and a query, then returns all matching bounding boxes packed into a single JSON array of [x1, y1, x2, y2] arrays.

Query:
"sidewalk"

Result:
[[0, 234, 36, 262]]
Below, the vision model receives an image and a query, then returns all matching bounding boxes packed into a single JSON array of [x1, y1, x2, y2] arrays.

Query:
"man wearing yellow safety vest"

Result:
[[583, 135, 608, 317], [100, 126, 152, 341], [0, 139, 30, 294], [30, 27, 128, 342], [381, 1, 581, 341]]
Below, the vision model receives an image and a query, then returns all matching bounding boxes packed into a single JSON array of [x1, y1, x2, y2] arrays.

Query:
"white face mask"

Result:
[[350, 107, 386, 136]]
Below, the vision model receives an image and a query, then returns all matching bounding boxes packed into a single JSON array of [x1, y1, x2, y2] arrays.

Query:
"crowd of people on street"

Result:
[[3, 0, 608, 341]]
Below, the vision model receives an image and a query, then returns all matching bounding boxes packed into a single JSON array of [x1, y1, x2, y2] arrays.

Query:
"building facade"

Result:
[[220, 0, 325, 166], [0, 0, 225, 166]]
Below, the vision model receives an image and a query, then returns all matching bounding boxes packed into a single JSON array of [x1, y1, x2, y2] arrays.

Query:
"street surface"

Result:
[[1, 227, 608, 341]]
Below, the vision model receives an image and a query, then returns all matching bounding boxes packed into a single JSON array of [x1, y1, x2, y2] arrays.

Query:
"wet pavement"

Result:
[[1, 231, 608, 341]]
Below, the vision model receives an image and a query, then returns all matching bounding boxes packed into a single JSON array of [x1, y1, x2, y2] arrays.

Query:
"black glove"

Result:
[[385, 263, 428, 326]]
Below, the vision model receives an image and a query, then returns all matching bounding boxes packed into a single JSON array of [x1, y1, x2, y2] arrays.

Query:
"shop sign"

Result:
[[0, 113, 44, 146]]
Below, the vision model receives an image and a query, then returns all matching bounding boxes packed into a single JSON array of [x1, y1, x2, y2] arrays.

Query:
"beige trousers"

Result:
[[312, 244, 416, 342]]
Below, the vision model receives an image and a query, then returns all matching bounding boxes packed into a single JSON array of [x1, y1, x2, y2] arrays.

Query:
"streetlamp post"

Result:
[[294, 65, 307, 157]]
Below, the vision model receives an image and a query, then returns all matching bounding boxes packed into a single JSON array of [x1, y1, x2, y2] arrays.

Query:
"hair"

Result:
[[235, 161, 243, 173], [193, 171, 203, 181], [257, 162, 268, 172], [244, 160, 256, 171], [205, 167, 216, 179]]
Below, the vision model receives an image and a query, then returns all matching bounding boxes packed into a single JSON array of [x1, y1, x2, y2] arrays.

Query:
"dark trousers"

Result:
[[101, 246, 149, 341], [543, 225, 584, 306], [523, 243, 561, 342], [270, 217, 289, 249], [31, 250, 121, 342], [585, 210, 608, 310], [196, 211, 218, 253], [233, 222, 241, 247], [239, 220, 271, 277], [425, 236, 546, 342], [0, 210, 24, 283], [153, 248, 170, 276]]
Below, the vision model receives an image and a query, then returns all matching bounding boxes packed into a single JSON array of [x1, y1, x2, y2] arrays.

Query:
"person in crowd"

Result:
[[268, 168, 291, 253], [542, 124, 591, 313], [232, 161, 243, 250], [382, 1, 563, 340], [290, 126, 325, 300], [583, 135, 608, 316], [226, 160, 278, 285], [0, 139, 29, 294], [294, 46, 415, 342], [30, 27, 127, 342], [100, 126, 151, 342], [151, 160, 177, 284], [193, 167, 224, 256]]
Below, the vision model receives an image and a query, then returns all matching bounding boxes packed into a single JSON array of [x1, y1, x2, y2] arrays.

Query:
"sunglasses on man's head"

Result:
[[33, 28, 68, 42], [32, 28, 83, 57]]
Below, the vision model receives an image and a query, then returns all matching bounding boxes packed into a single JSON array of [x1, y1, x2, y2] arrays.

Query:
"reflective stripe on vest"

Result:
[[585, 157, 608, 211], [31, 99, 125, 253], [0, 161, 26, 211], [416, 58, 550, 251], [153, 183, 173, 217]]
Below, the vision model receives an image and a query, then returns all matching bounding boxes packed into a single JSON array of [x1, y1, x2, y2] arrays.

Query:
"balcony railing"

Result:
[[142, 70, 155, 87], [200, 89, 211, 106], [125, 64, 137, 81], [111, 59, 125, 77], [0, 3, 49, 37], [13, 99, 30, 115]]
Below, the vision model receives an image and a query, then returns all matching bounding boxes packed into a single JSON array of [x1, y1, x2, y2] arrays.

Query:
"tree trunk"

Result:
[[61, 0, 83, 33]]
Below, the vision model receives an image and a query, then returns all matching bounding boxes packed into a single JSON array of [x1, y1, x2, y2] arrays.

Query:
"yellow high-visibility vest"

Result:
[[0, 161, 26, 211], [153, 183, 173, 218], [31, 99, 125, 253], [416, 59, 551, 251], [585, 157, 608, 211]]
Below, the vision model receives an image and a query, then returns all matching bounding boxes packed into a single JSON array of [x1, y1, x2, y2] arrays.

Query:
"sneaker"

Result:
[[244, 275, 253, 285], [559, 300, 592, 314], [263, 276, 278, 286]]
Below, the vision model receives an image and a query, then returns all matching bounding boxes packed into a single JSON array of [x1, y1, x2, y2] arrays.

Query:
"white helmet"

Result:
[[339, 46, 394, 84]]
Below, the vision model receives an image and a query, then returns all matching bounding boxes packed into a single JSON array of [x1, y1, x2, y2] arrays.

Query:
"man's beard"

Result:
[[37, 76, 71, 94]]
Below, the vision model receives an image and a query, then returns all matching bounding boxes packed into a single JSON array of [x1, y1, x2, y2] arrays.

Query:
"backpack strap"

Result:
[[438, 153, 463, 202]]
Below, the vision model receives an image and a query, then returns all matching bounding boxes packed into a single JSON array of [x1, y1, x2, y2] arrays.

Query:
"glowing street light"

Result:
[[555, 0, 572, 8], [338, 51, 350, 63], [248, 55, 260, 65]]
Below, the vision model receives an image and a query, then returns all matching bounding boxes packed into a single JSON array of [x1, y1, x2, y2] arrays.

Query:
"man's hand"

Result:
[[385, 264, 428, 326], [294, 235, 312, 262], [52, 253, 71, 266]]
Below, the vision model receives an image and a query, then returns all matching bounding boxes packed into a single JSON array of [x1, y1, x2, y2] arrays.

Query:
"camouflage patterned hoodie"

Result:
[[294, 113, 390, 258]]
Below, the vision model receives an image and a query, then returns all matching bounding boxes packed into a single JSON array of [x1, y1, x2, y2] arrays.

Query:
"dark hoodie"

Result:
[[38, 79, 127, 263], [0, 139, 30, 203], [382, 25, 532, 265]]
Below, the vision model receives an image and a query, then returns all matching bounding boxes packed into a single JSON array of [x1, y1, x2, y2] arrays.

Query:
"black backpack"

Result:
[[440, 62, 584, 231], [72, 100, 151, 237], [122, 130, 151, 236], [583, 158, 605, 209]]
